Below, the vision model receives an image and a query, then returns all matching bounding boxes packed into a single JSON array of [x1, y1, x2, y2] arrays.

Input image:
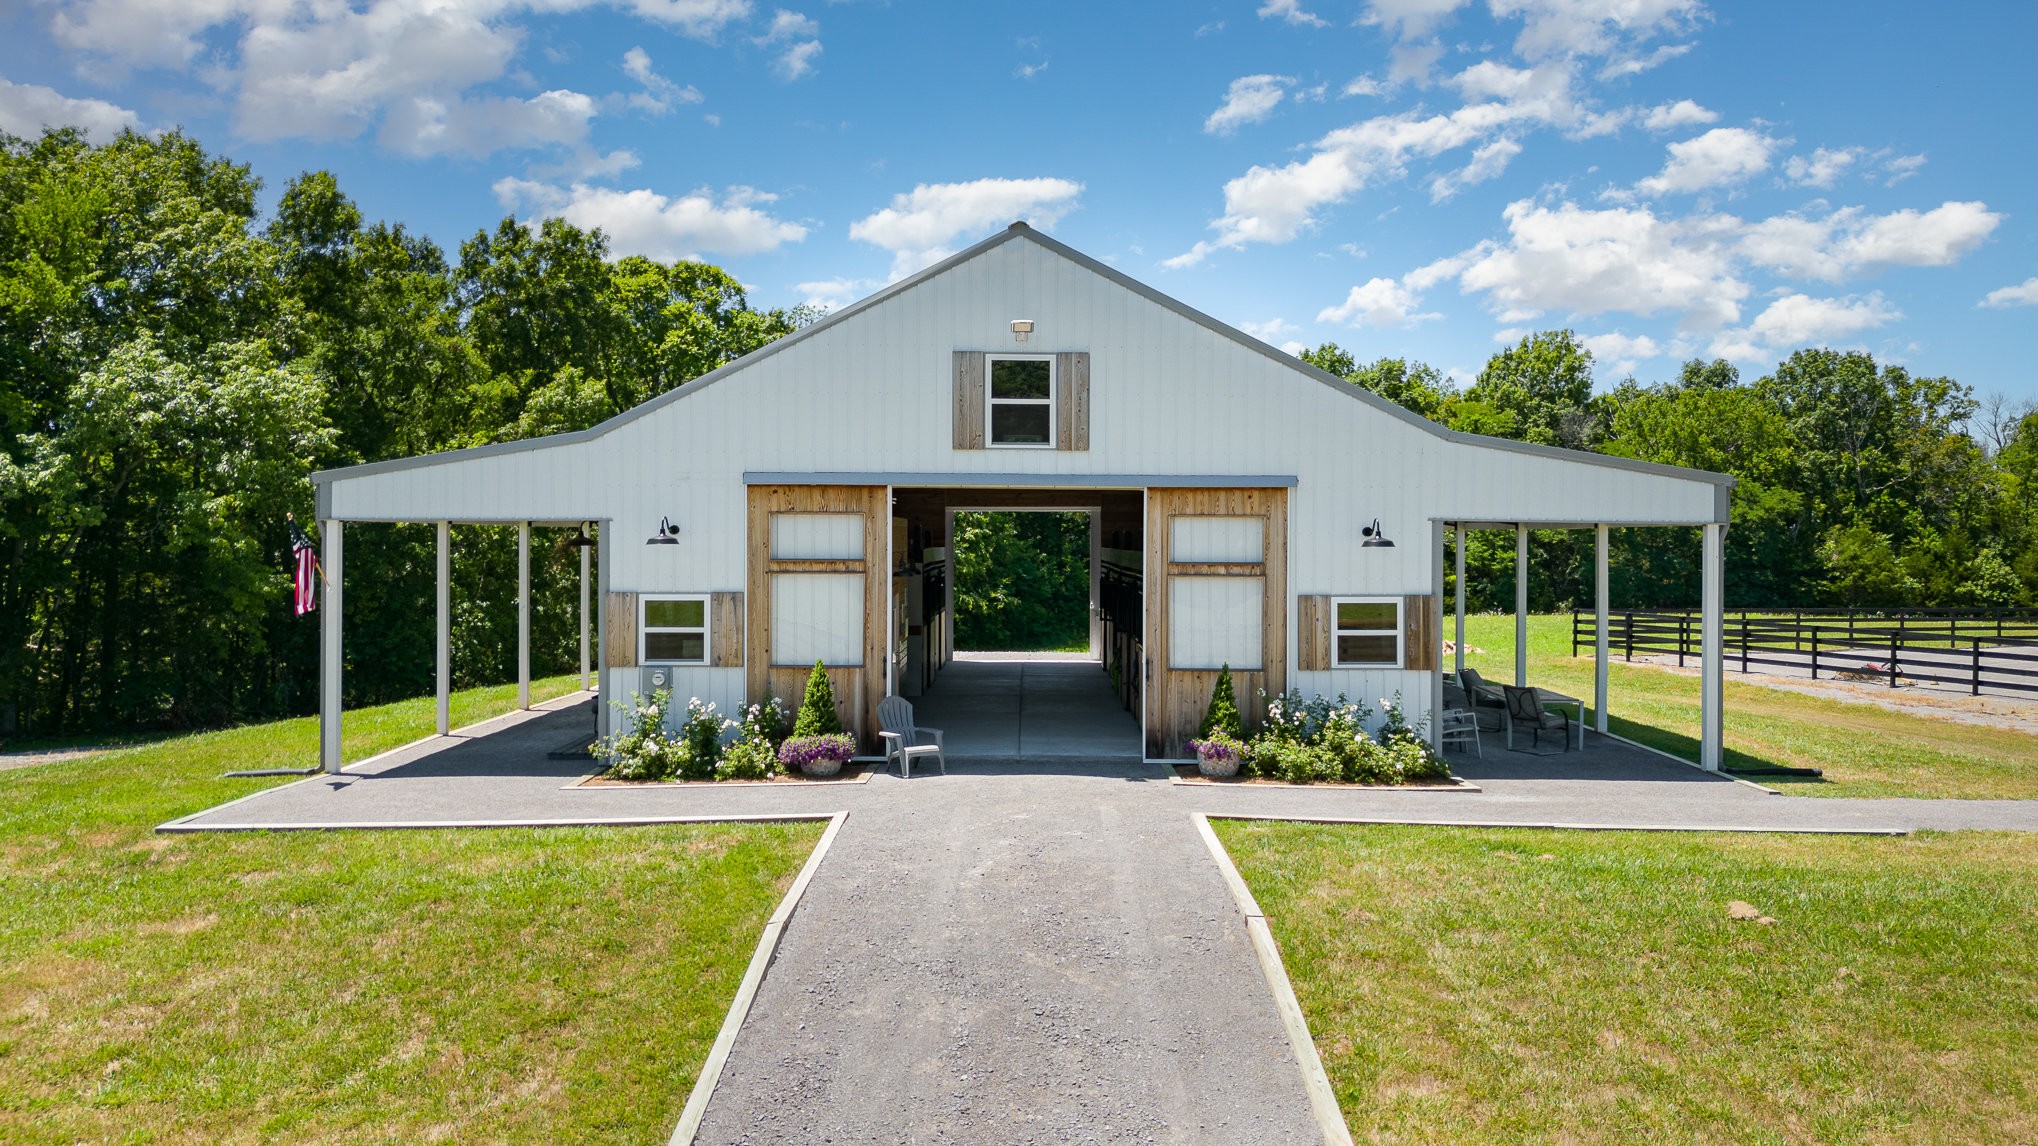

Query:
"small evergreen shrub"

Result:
[[792, 661, 843, 738], [1196, 665, 1245, 741]]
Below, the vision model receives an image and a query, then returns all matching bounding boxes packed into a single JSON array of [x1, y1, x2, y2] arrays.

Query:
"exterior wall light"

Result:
[[1361, 518, 1396, 548], [566, 526, 596, 548], [1011, 318, 1034, 342], [645, 516, 681, 545]]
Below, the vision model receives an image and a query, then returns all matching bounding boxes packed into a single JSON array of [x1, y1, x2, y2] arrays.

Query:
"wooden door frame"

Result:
[[1143, 487, 1290, 760], [746, 484, 888, 748]]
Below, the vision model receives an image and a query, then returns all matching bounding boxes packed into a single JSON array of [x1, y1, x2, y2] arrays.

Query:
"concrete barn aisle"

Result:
[[689, 764, 1321, 1145]]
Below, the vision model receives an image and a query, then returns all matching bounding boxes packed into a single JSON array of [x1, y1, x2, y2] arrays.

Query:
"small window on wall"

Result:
[[987, 355, 1054, 447], [641, 596, 709, 664], [1332, 597, 1403, 667]]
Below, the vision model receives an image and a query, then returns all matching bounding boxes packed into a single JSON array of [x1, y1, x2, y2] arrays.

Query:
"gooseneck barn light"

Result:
[[1360, 518, 1396, 548], [645, 516, 681, 545]]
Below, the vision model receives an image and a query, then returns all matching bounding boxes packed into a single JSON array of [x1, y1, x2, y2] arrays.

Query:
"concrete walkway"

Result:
[[915, 657, 1142, 759]]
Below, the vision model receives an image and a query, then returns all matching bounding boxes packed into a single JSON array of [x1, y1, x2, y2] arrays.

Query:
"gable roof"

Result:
[[312, 223, 1734, 497]]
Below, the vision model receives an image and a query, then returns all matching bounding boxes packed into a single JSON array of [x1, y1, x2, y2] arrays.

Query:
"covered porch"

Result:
[[1436, 518, 1727, 771]]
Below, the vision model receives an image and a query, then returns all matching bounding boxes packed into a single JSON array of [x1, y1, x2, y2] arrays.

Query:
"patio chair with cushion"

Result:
[[1500, 684, 1572, 752], [1444, 681, 1505, 733], [877, 695, 945, 778]]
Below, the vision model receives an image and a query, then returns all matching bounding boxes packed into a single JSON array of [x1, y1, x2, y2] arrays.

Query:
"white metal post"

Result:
[[320, 520, 344, 774], [1701, 523, 1725, 770], [517, 521, 531, 710], [436, 521, 450, 736], [596, 518, 611, 742], [578, 521, 591, 692], [1453, 523, 1466, 678], [1594, 523, 1610, 734], [1514, 523, 1529, 686], [1431, 519, 1446, 752]]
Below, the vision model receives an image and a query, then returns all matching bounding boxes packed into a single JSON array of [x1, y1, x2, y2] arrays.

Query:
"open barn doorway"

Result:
[[888, 488, 1143, 761]]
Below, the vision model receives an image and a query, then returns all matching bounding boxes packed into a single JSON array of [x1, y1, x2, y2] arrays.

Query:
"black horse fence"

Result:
[[1570, 608, 2038, 700]]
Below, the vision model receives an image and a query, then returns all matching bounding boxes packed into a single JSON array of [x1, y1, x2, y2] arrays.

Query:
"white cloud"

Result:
[[1205, 75, 1292, 135], [1429, 137, 1522, 201], [1238, 317, 1308, 354], [1981, 277, 2038, 309], [494, 178, 807, 260], [1882, 152, 1926, 185], [1258, 0, 1327, 27], [1640, 98, 1715, 131], [1491, 0, 1706, 62], [1387, 39, 1447, 86], [1783, 146, 1858, 188], [849, 177, 1083, 278], [1636, 126, 1777, 196], [0, 77, 140, 142], [1738, 201, 2001, 280], [622, 46, 703, 114], [759, 9, 822, 80], [1451, 198, 1749, 328], [796, 276, 879, 311], [1343, 75, 1386, 97], [1360, 0, 1473, 36], [1597, 41, 1691, 78], [1580, 330, 1660, 374], [1318, 276, 1441, 328], [49, 0, 757, 158], [1709, 292, 1901, 360]]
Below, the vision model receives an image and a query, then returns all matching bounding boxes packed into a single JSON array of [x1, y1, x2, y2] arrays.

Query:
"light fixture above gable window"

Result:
[[1010, 318, 1034, 342]]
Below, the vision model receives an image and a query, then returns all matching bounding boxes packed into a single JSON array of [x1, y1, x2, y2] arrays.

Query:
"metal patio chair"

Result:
[[1501, 684, 1572, 752], [1439, 707, 1483, 758], [877, 695, 946, 778]]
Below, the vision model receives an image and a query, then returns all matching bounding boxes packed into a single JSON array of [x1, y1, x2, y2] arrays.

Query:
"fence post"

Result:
[[1678, 616, 1687, 668], [1973, 639, 1982, 697], [1740, 617, 1750, 674], [1810, 629, 1819, 681], [1571, 612, 1579, 659], [1624, 613, 1634, 662], [1889, 629, 1899, 689]]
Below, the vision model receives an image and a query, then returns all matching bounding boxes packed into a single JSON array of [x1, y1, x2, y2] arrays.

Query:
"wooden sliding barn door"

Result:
[[747, 484, 888, 749], [1145, 487, 1288, 758]]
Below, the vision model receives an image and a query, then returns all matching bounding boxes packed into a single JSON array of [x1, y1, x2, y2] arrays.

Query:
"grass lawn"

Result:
[[1218, 820, 2038, 1145], [1462, 614, 2038, 800], [0, 676, 823, 1143]]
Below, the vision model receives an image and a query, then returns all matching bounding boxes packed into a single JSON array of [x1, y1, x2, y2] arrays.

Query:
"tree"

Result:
[[1466, 330, 1599, 448], [792, 661, 843, 737]]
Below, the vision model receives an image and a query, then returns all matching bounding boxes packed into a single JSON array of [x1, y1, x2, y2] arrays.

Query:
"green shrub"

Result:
[[1196, 665, 1244, 741], [596, 689, 684, 781], [675, 697, 734, 781], [1251, 738, 1343, 784], [741, 696, 790, 749], [792, 661, 842, 737], [717, 735, 779, 780]]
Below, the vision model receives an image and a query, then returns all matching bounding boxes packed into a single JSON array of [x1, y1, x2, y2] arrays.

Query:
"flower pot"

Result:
[[1196, 746, 1242, 778], [800, 755, 845, 777]]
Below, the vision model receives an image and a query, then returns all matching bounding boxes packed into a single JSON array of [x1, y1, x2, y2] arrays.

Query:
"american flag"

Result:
[[290, 518, 320, 616]]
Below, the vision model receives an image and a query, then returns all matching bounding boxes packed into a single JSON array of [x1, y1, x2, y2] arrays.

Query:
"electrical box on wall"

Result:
[[642, 665, 674, 695]]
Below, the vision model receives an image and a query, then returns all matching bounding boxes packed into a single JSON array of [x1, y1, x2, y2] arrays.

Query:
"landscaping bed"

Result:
[[1169, 763, 1473, 790]]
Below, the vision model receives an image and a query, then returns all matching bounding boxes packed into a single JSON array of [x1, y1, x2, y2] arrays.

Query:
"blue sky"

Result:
[[4, 1, 2036, 402]]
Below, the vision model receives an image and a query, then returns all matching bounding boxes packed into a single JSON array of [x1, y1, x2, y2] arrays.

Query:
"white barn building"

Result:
[[311, 223, 1734, 770]]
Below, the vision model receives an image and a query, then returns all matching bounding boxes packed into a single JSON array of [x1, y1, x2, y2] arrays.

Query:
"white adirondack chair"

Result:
[[877, 695, 945, 778]]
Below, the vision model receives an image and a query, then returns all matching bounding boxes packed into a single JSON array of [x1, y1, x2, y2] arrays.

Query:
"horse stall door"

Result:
[[1144, 487, 1288, 758]]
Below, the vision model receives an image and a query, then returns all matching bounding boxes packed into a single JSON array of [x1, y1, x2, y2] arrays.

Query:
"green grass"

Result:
[[0, 675, 822, 1143], [1462, 614, 2038, 800], [1218, 820, 2038, 1145]]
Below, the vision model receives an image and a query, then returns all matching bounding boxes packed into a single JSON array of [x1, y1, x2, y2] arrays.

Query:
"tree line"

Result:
[[1301, 336, 2038, 615], [5, 126, 2032, 737], [0, 128, 808, 737]]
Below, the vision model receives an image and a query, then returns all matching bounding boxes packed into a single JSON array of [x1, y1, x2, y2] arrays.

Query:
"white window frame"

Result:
[[641, 594, 710, 665], [1331, 596, 1403, 668], [985, 354, 1056, 449]]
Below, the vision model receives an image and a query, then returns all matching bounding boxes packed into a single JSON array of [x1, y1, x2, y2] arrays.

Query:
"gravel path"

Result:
[[693, 763, 1321, 1145]]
